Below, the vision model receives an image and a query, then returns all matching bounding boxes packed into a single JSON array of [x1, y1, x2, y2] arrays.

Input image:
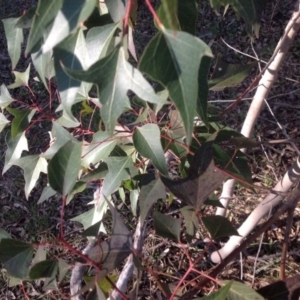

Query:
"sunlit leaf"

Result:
[[48, 140, 82, 196], [0, 113, 10, 133], [58, 259, 69, 282], [64, 46, 163, 135], [0, 239, 33, 279], [2, 18, 24, 69], [3, 132, 28, 174], [42, 0, 95, 53], [105, 0, 127, 22], [0, 84, 15, 109], [14, 155, 48, 199], [29, 260, 58, 279], [6, 107, 36, 139], [37, 186, 57, 204], [153, 211, 181, 242], [26, 0, 63, 54], [202, 215, 239, 239], [139, 29, 212, 144], [81, 131, 117, 168], [133, 124, 168, 176], [7, 64, 31, 89]]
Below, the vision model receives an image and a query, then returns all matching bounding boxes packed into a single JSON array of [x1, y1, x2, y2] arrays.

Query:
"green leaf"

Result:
[[80, 163, 108, 182], [209, 0, 267, 38], [180, 206, 198, 242], [53, 29, 88, 128], [202, 215, 239, 239], [105, 0, 127, 22], [161, 141, 226, 212], [139, 29, 212, 144], [26, 0, 63, 54], [37, 186, 57, 204], [2, 18, 24, 69], [101, 156, 136, 201], [0, 229, 11, 241], [63, 46, 163, 135], [6, 107, 36, 139], [29, 260, 58, 279], [153, 211, 181, 242], [3, 132, 28, 174], [157, 0, 181, 30], [66, 181, 87, 204], [133, 124, 168, 176], [58, 259, 69, 282], [14, 155, 48, 199], [178, 0, 200, 34], [48, 140, 82, 196], [139, 178, 166, 224], [81, 131, 117, 168], [42, 121, 77, 160], [86, 22, 121, 63], [222, 280, 264, 300], [7, 64, 31, 89], [0, 84, 15, 108], [88, 200, 132, 279], [0, 113, 10, 133], [209, 56, 256, 91], [0, 239, 34, 279], [197, 56, 212, 126], [32, 46, 54, 92], [198, 282, 232, 299], [15, 7, 36, 28], [42, 0, 95, 53]]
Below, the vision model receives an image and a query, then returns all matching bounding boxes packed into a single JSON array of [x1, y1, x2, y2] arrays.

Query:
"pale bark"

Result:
[[212, 10, 300, 263]]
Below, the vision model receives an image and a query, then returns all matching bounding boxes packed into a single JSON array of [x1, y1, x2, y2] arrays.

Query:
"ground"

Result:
[[1, 0, 300, 299]]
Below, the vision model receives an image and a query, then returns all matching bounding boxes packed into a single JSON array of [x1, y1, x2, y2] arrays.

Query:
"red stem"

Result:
[[144, 0, 163, 27]]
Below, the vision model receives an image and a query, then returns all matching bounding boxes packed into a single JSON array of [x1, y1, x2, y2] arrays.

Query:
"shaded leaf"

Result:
[[48, 140, 82, 196], [139, 29, 212, 144], [0, 84, 15, 109], [15, 7, 36, 28], [257, 274, 300, 300], [0, 239, 33, 279], [29, 260, 58, 279], [0, 113, 10, 133], [14, 155, 48, 199], [161, 142, 226, 212], [153, 211, 181, 242], [58, 259, 69, 282], [53, 29, 87, 128], [42, 0, 95, 53], [139, 177, 166, 224], [26, 0, 63, 54], [180, 206, 198, 242], [202, 215, 239, 239], [178, 0, 200, 34], [88, 201, 132, 279], [80, 163, 108, 182], [81, 131, 117, 168], [209, 56, 256, 91], [38, 186, 57, 204], [7, 64, 31, 89], [209, 0, 267, 37], [2, 18, 24, 69], [199, 282, 232, 299], [3, 132, 28, 174], [82, 221, 102, 237], [222, 280, 264, 300], [66, 181, 87, 204], [6, 107, 36, 139], [63, 46, 163, 135], [133, 124, 168, 176]]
